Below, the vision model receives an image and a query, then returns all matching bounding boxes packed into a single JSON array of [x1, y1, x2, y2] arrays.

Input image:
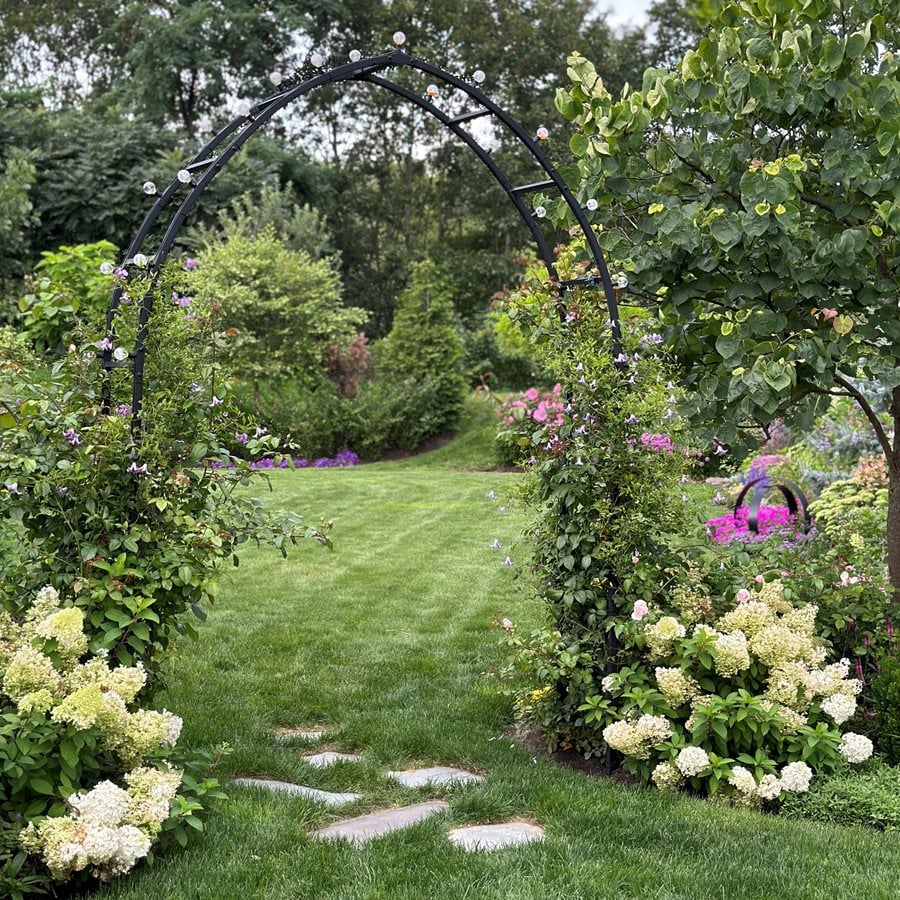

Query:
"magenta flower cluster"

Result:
[[706, 504, 796, 543], [639, 432, 675, 453], [498, 385, 565, 430]]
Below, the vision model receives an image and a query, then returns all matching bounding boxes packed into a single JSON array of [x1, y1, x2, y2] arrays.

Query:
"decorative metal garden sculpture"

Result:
[[100, 41, 622, 435], [733, 477, 812, 535]]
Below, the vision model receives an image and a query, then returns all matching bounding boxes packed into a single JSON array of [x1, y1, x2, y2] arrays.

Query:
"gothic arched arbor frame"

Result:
[[101, 47, 624, 430]]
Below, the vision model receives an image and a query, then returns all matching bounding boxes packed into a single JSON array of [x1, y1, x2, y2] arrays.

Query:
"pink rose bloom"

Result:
[[631, 600, 649, 621], [532, 404, 548, 423], [755, 575, 765, 583], [525, 388, 539, 401], [553, 383, 562, 394], [736, 588, 751, 604], [631, 555, 640, 565]]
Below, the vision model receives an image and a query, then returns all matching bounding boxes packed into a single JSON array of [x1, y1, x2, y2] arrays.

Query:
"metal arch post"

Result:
[[108, 48, 625, 437]]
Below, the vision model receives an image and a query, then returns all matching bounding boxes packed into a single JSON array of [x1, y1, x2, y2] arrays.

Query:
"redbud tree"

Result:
[[547, 0, 900, 595]]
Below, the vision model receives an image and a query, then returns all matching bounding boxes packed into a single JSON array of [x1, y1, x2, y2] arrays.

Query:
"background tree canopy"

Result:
[[0, 0, 698, 335]]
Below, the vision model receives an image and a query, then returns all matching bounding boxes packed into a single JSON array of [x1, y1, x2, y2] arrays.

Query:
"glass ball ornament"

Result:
[[586, 198, 599, 211], [310, 51, 325, 68], [177, 169, 191, 184], [536, 126, 549, 141], [534, 206, 547, 219], [426, 84, 439, 98], [99, 262, 115, 275], [393, 31, 406, 46], [616, 273, 629, 289], [112, 346, 129, 362], [269, 70, 283, 86], [472, 69, 486, 84], [133, 253, 149, 268], [349, 49, 362, 62], [142, 181, 157, 195]]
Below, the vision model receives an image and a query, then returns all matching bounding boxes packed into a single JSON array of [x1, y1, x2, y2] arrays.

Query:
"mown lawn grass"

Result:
[[89, 398, 900, 900]]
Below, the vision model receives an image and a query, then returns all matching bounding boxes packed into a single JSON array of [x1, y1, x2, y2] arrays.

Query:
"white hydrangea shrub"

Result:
[[2, 586, 186, 885]]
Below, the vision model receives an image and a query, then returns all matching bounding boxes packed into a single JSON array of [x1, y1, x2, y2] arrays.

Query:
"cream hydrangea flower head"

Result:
[[717, 601, 774, 638], [821, 693, 857, 725], [712, 630, 750, 677], [779, 761, 813, 793], [675, 745, 710, 777], [3, 646, 61, 701], [838, 732, 873, 764], [651, 761, 683, 790], [644, 616, 686, 657], [727, 765, 756, 798], [654, 667, 699, 706], [35, 607, 88, 662]]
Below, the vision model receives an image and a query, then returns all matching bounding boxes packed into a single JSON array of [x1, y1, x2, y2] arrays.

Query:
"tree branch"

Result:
[[833, 373, 893, 459]]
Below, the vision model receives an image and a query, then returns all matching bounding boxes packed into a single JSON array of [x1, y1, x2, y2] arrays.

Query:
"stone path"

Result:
[[274, 727, 328, 743], [232, 727, 542, 851], [386, 765, 484, 788], [232, 778, 361, 808], [302, 751, 364, 767], [448, 822, 545, 851], [311, 800, 449, 844]]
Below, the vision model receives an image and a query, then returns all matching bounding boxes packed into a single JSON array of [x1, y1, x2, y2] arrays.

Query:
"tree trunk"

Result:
[[888, 386, 900, 601]]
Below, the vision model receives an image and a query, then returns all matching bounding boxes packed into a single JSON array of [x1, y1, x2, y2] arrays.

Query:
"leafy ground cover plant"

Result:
[[780, 762, 900, 831]]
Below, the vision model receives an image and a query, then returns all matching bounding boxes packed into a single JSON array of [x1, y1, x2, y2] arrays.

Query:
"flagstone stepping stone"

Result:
[[302, 751, 363, 768], [311, 800, 449, 844], [385, 766, 484, 788], [448, 822, 545, 851], [274, 726, 328, 743], [233, 778, 361, 808]]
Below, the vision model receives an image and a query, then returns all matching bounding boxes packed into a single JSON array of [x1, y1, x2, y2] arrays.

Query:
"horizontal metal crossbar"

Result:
[[556, 275, 605, 290], [511, 179, 556, 194], [448, 109, 492, 124]]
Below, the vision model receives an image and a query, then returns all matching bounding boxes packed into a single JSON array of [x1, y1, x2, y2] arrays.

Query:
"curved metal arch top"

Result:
[[103, 48, 624, 436]]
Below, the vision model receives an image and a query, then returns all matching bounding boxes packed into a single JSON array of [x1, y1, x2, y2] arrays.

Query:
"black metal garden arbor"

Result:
[[101, 42, 624, 431]]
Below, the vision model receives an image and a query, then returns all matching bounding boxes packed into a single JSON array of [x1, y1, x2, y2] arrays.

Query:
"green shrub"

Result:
[[870, 653, 900, 765], [780, 763, 900, 831], [379, 260, 467, 439], [183, 178, 335, 258], [464, 310, 538, 390], [349, 376, 448, 460], [809, 477, 888, 538], [189, 229, 366, 397], [17, 241, 118, 354]]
